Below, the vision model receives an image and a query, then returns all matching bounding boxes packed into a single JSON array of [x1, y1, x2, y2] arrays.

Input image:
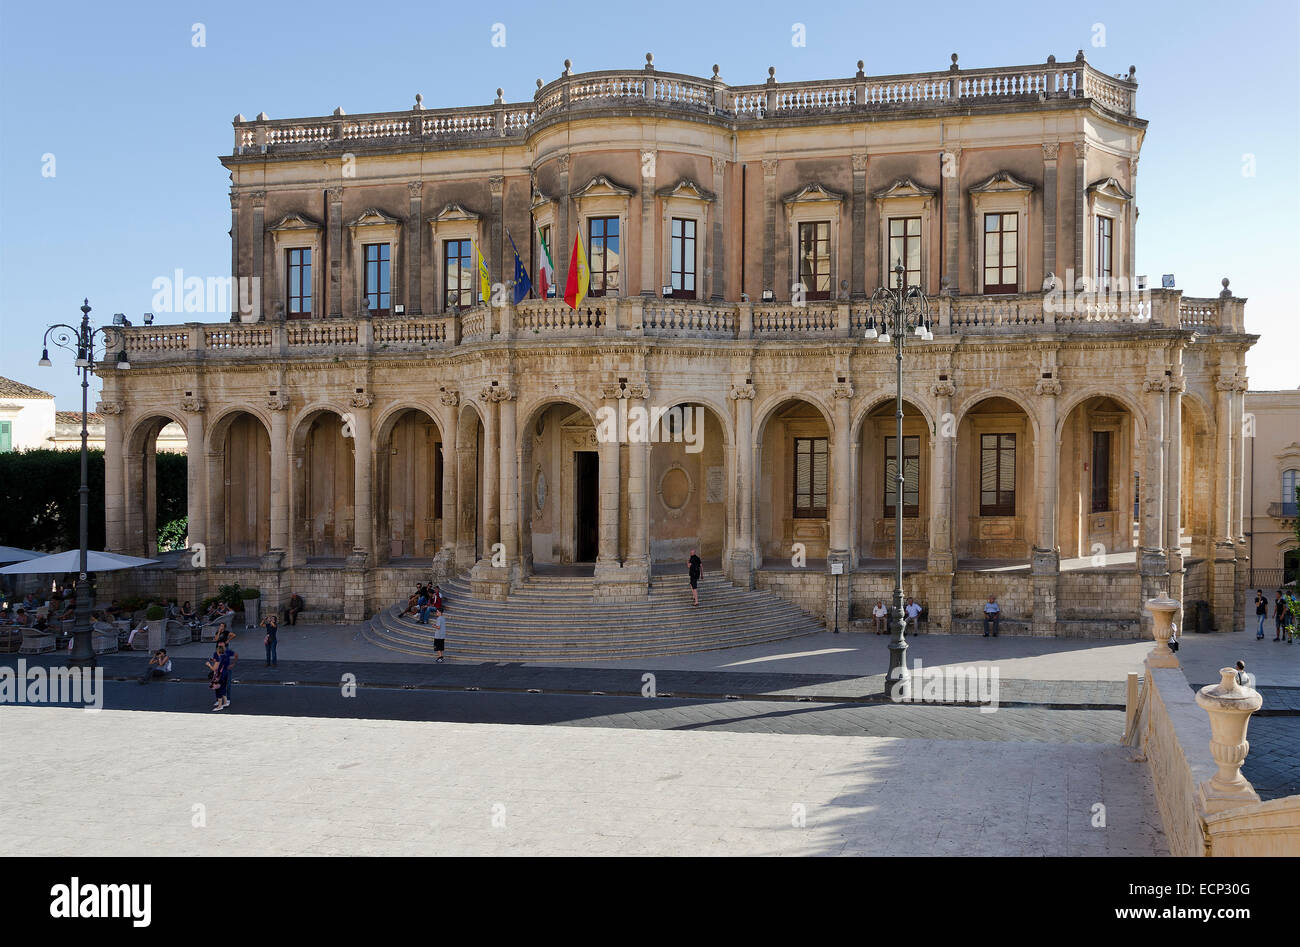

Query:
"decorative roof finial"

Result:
[[950, 53, 959, 70], [645, 52, 654, 69], [711, 64, 720, 79], [536, 78, 543, 90], [413, 93, 423, 110], [856, 59, 865, 77], [563, 58, 572, 76], [333, 106, 345, 116], [767, 65, 776, 82], [1220, 277, 1231, 298], [495, 88, 504, 104]]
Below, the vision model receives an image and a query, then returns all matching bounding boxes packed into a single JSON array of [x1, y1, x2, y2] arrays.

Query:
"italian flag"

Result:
[[564, 231, 589, 309], [537, 225, 555, 298]]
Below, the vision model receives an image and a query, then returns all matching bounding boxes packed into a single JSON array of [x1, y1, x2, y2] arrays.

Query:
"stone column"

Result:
[[942, 148, 960, 292], [850, 153, 868, 298], [926, 380, 956, 633], [251, 192, 267, 320], [267, 394, 291, 554], [1072, 138, 1086, 279], [555, 154, 571, 291], [1212, 371, 1237, 632], [181, 397, 207, 557], [349, 394, 373, 557], [100, 400, 126, 552], [481, 387, 500, 553], [828, 382, 854, 564], [1139, 376, 1170, 638], [229, 192, 240, 314], [762, 158, 778, 296], [407, 181, 423, 314], [729, 383, 756, 586], [1165, 371, 1185, 621], [1232, 375, 1249, 632], [1041, 143, 1059, 283], [1032, 377, 1062, 637], [489, 176, 504, 293], [435, 389, 460, 575], [640, 152, 656, 295], [596, 392, 622, 569], [625, 384, 651, 575], [496, 385, 519, 586], [710, 156, 726, 301], [327, 186, 343, 317]]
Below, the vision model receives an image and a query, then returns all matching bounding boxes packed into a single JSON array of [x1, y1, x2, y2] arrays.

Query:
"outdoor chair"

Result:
[[19, 627, 55, 655]]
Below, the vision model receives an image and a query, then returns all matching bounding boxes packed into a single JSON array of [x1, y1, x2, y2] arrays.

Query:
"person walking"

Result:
[[262, 613, 279, 667], [688, 549, 702, 606], [432, 608, 447, 663], [872, 599, 887, 635], [1255, 590, 1268, 640], [983, 596, 1001, 637]]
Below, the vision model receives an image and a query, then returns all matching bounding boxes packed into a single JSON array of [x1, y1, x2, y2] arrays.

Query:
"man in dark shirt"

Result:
[[688, 549, 702, 606], [286, 593, 304, 626]]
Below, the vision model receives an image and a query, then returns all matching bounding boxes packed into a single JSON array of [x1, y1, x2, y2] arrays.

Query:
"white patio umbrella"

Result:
[[0, 546, 42, 565], [0, 549, 159, 575]]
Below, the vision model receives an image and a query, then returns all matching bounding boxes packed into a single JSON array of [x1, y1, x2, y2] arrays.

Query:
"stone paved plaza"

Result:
[[0, 706, 1166, 857]]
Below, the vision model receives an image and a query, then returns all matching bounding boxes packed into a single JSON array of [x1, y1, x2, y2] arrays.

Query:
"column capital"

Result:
[[761, 157, 779, 176], [625, 382, 650, 400], [1034, 378, 1062, 397], [557, 153, 571, 173], [728, 384, 756, 401], [830, 382, 854, 400], [1041, 142, 1060, 161], [1144, 376, 1170, 393], [265, 394, 291, 411], [929, 380, 956, 398], [601, 382, 630, 400], [327, 186, 344, 203], [96, 400, 124, 416], [349, 393, 374, 409], [1214, 372, 1239, 392], [488, 175, 504, 196], [229, 191, 241, 210], [711, 155, 727, 176], [180, 397, 206, 413], [439, 388, 460, 407], [482, 385, 514, 402], [851, 153, 868, 172], [407, 180, 424, 198], [251, 190, 266, 208]]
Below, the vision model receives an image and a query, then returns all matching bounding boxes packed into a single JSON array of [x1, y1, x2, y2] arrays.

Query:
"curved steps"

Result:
[[363, 573, 825, 661]]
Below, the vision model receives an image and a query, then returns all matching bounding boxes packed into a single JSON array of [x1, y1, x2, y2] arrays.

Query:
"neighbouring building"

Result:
[[0, 377, 55, 452], [1244, 390, 1300, 589], [97, 51, 1256, 635]]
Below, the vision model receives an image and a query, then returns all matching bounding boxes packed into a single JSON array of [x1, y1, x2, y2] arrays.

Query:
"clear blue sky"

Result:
[[1, 0, 1296, 407]]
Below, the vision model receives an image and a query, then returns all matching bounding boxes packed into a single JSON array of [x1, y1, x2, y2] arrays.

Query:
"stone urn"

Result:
[[1144, 593, 1180, 668], [1194, 667, 1263, 813]]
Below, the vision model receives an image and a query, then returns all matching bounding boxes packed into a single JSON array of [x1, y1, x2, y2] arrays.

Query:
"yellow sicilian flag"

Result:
[[476, 243, 492, 304]]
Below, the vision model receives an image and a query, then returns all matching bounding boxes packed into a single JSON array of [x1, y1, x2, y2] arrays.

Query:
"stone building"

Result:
[[1243, 390, 1300, 588], [0, 377, 55, 452], [98, 52, 1256, 636]]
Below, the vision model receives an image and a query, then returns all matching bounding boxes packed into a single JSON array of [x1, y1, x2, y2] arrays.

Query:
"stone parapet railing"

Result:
[[116, 285, 1241, 365], [232, 54, 1136, 155]]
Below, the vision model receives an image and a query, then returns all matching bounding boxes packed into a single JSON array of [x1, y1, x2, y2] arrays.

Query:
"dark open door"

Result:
[[575, 450, 599, 562]]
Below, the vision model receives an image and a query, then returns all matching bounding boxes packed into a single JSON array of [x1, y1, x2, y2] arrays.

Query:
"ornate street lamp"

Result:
[[866, 263, 932, 699], [39, 299, 130, 667]]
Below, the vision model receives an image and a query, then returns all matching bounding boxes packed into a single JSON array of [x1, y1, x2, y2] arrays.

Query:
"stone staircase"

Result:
[[364, 572, 825, 662]]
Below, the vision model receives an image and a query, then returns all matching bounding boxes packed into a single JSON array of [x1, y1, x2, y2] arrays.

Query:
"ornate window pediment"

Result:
[[531, 187, 554, 212], [873, 177, 936, 201], [969, 171, 1035, 195], [427, 202, 481, 226], [348, 208, 402, 229], [268, 212, 323, 233], [782, 182, 845, 206], [1086, 177, 1134, 202], [656, 178, 715, 202], [571, 174, 635, 199]]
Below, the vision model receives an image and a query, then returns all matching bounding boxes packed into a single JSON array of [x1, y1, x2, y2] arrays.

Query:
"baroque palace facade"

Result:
[[98, 52, 1255, 636]]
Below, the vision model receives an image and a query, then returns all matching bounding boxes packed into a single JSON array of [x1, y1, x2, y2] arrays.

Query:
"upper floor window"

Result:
[[669, 218, 696, 298], [588, 217, 619, 297], [286, 247, 312, 317], [443, 239, 474, 311], [1091, 430, 1112, 513], [1284, 469, 1299, 513], [797, 221, 831, 300], [793, 437, 828, 518], [982, 212, 1018, 294], [363, 243, 391, 314], [1096, 216, 1114, 288], [884, 435, 920, 517], [979, 432, 1016, 516], [888, 217, 922, 290]]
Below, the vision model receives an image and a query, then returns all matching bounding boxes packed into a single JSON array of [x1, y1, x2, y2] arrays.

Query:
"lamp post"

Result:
[[865, 263, 932, 699], [39, 299, 131, 667]]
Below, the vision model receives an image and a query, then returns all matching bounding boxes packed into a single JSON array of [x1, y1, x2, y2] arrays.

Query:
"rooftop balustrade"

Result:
[[231, 53, 1137, 156], [114, 287, 1240, 367]]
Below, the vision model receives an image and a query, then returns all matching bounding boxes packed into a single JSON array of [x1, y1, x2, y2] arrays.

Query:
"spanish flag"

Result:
[[564, 232, 589, 309], [476, 243, 492, 305]]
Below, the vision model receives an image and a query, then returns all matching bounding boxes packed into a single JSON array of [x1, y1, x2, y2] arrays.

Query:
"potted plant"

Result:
[[241, 587, 261, 628], [145, 604, 167, 650]]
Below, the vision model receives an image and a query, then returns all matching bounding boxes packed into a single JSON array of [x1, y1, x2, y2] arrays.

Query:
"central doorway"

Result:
[[574, 450, 599, 561]]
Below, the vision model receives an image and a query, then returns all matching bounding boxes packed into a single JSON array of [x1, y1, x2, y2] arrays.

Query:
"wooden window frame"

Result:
[[887, 217, 923, 291], [1091, 429, 1112, 514], [668, 217, 697, 299], [884, 434, 921, 518], [793, 436, 829, 519], [286, 247, 312, 318], [979, 432, 1017, 517], [1096, 215, 1114, 290], [982, 212, 1018, 295], [362, 242, 391, 315], [797, 221, 832, 301], [587, 216, 620, 298], [443, 239, 474, 311]]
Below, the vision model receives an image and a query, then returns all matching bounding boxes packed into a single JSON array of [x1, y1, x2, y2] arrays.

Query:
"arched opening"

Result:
[[756, 397, 832, 567], [294, 410, 354, 561], [955, 396, 1037, 563], [648, 402, 729, 571], [519, 400, 600, 574], [857, 399, 930, 564], [215, 411, 270, 563], [1180, 395, 1214, 562], [376, 408, 444, 562], [1057, 395, 1138, 563], [124, 416, 187, 558]]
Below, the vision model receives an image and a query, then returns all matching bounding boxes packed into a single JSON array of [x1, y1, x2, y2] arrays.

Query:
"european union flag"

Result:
[[508, 230, 531, 305]]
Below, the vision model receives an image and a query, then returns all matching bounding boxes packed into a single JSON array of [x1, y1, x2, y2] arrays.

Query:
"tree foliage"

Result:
[[0, 448, 186, 552]]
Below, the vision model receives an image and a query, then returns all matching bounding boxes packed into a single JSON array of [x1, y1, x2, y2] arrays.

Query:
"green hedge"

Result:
[[0, 448, 186, 552]]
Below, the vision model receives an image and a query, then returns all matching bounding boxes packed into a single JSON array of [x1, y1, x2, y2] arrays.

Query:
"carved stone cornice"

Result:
[[830, 382, 854, 400], [349, 393, 374, 409], [728, 384, 756, 401], [1035, 378, 1062, 397], [930, 381, 956, 398], [266, 394, 291, 411], [96, 401, 124, 416], [439, 389, 460, 407], [180, 397, 206, 413]]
